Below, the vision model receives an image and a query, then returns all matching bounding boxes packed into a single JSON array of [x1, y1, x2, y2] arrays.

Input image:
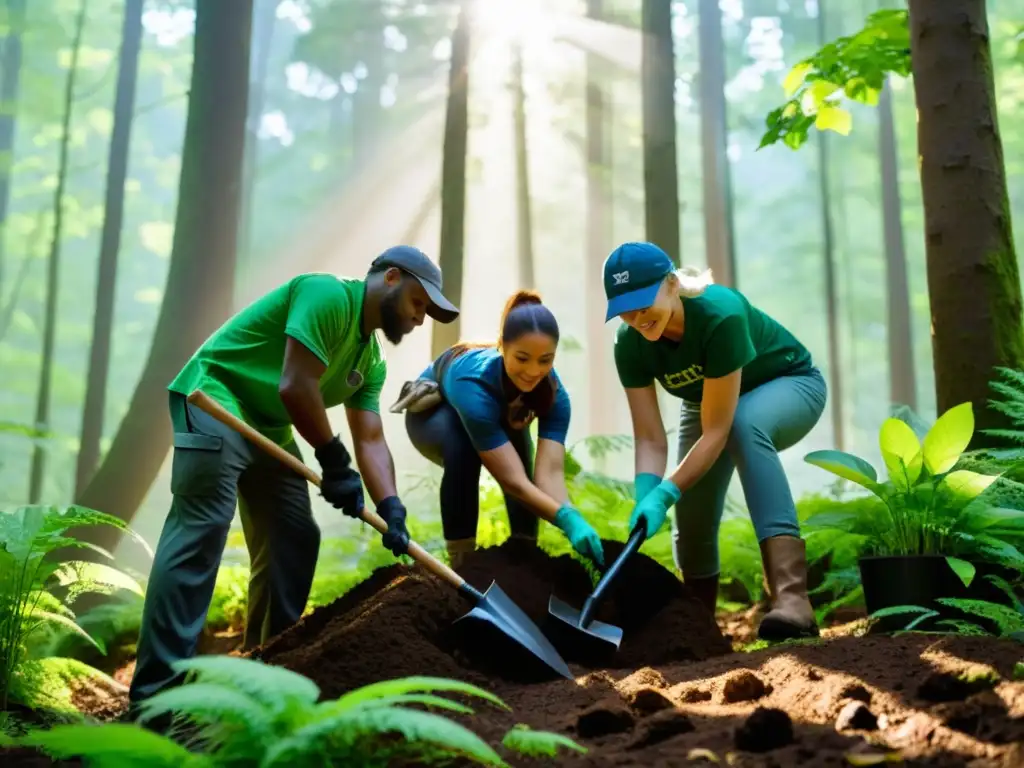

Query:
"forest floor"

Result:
[[6, 538, 1024, 767]]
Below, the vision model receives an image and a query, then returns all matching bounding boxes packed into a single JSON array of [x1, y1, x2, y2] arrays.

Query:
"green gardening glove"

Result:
[[628, 479, 682, 539], [553, 505, 605, 566], [634, 472, 662, 503]]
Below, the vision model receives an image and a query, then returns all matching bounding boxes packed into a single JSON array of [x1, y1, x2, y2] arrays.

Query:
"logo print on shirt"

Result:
[[347, 370, 364, 388], [663, 364, 704, 389], [612, 271, 630, 285]]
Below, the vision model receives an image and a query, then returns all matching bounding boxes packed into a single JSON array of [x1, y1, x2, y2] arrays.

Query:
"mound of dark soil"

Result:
[[250, 538, 732, 697]]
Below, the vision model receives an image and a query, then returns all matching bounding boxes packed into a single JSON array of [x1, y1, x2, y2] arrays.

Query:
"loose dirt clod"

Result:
[[628, 708, 694, 749], [917, 668, 1001, 703], [734, 707, 794, 752], [722, 669, 768, 703], [576, 699, 636, 738], [624, 686, 674, 714]]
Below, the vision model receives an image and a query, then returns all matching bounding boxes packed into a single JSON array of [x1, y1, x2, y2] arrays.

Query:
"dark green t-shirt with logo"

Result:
[[168, 273, 387, 445], [613, 284, 813, 402]]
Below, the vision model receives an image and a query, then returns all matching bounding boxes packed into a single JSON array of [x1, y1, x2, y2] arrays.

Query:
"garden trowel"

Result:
[[547, 521, 647, 651]]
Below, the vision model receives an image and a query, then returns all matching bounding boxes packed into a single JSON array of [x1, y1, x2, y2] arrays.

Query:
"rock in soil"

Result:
[[7, 538, 1024, 767]]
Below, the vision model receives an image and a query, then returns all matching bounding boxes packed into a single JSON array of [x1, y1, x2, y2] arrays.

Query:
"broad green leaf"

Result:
[[807, 79, 840, 106], [814, 105, 852, 135], [879, 418, 922, 490], [502, 724, 587, 758], [27, 609, 101, 650], [945, 557, 976, 588], [923, 402, 974, 474], [941, 470, 998, 501], [783, 61, 812, 96], [804, 450, 878, 488], [17, 723, 205, 765]]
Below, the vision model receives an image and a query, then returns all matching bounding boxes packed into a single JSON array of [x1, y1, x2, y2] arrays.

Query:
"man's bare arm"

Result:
[[346, 407, 398, 504], [279, 336, 334, 448]]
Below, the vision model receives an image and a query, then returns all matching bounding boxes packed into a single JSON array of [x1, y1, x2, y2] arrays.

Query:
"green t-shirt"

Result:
[[168, 273, 387, 445], [613, 284, 813, 402]]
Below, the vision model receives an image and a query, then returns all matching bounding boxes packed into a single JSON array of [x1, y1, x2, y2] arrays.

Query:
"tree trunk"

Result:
[[237, 0, 278, 293], [814, 4, 844, 451], [697, 0, 736, 285], [584, 0, 615, 454], [75, 0, 253, 548], [75, 0, 144, 498], [641, 0, 680, 265], [511, 41, 534, 290], [431, 0, 470, 359], [0, 0, 25, 301], [877, 78, 917, 411], [28, 0, 89, 504], [906, 0, 1024, 440]]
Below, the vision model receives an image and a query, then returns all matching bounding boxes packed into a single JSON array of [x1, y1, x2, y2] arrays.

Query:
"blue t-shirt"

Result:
[[421, 346, 571, 452]]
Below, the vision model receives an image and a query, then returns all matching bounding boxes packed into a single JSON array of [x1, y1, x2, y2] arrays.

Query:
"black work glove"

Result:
[[315, 435, 364, 519], [377, 496, 410, 557]]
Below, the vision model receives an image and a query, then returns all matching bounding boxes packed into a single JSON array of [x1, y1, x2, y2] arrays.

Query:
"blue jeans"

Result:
[[671, 367, 827, 578]]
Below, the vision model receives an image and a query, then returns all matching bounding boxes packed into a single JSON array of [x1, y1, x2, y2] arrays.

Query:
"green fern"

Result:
[[16, 723, 211, 768], [501, 723, 587, 758], [984, 367, 1024, 445], [935, 598, 1024, 637], [17, 655, 529, 767]]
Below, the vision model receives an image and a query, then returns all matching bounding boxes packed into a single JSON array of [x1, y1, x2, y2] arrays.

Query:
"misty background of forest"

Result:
[[1, 0, 1023, 571]]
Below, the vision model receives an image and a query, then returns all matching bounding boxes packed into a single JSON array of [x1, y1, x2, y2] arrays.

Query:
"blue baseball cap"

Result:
[[603, 242, 675, 322]]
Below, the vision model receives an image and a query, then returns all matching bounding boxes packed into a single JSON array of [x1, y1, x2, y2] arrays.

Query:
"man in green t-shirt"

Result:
[[603, 241, 826, 642], [128, 245, 459, 713]]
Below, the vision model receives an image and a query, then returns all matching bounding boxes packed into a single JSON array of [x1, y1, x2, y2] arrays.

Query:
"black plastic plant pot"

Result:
[[859, 555, 1019, 634]]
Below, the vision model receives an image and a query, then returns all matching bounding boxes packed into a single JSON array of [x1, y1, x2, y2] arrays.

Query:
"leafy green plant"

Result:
[[0, 504, 147, 711], [803, 402, 1024, 576], [759, 8, 910, 150], [866, 574, 1024, 642], [15, 655, 584, 767], [501, 723, 587, 759]]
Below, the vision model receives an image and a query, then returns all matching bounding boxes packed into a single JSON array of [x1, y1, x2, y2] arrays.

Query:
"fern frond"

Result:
[[936, 598, 1024, 635], [136, 681, 271, 730], [261, 705, 507, 767], [322, 693, 475, 716], [330, 675, 509, 713], [978, 428, 1024, 445], [170, 655, 320, 710], [52, 561, 145, 603], [501, 723, 587, 757], [933, 618, 991, 636], [16, 723, 210, 767]]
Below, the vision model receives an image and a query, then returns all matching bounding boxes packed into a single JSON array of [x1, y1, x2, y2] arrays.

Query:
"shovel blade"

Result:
[[454, 581, 573, 680], [547, 594, 624, 650]]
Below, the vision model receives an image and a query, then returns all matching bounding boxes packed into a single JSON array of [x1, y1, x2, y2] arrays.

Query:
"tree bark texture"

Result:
[[75, 0, 253, 548], [641, 0, 680, 264], [76, 0, 144, 497], [431, 0, 470, 359], [907, 0, 1024, 439], [28, 0, 89, 503], [512, 41, 534, 290]]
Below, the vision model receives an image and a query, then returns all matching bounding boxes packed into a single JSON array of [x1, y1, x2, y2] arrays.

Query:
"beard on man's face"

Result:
[[379, 287, 407, 345]]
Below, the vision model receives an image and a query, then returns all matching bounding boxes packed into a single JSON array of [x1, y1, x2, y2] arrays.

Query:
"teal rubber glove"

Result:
[[629, 479, 682, 539], [553, 505, 605, 566], [634, 472, 662, 502]]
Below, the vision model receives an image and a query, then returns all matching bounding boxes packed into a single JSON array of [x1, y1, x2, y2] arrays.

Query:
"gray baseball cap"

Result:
[[370, 245, 460, 324]]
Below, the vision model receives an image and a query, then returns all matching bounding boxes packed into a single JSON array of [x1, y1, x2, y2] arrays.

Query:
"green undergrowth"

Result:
[[8, 655, 586, 767]]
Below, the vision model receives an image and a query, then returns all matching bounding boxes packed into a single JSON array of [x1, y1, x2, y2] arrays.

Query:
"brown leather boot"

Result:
[[684, 573, 720, 617], [757, 535, 819, 640]]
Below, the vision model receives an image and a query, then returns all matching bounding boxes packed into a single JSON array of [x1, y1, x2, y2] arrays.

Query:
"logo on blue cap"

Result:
[[602, 242, 674, 322]]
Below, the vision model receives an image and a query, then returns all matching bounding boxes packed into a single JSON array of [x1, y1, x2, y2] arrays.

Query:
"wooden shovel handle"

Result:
[[185, 390, 466, 591]]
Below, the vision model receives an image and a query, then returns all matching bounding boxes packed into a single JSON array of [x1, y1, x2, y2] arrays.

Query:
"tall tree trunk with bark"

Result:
[[877, 78, 916, 411], [511, 41, 534, 290], [237, 0, 278, 291], [641, 0, 680, 265], [907, 0, 1024, 440], [814, 4, 844, 451], [0, 0, 25, 301], [28, 0, 89, 503], [431, 0, 470, 359], [75, 0, 144, 498], [584, 0, 615, 451], [75, 0, 253, 547]]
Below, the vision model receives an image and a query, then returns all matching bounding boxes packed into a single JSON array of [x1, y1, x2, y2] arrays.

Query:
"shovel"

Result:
[[547, 521, 647, 651], [186, 390, 573, 681]]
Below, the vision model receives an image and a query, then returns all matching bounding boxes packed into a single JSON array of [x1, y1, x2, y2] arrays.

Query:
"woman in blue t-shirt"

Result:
[[397, 291, 604, 569]]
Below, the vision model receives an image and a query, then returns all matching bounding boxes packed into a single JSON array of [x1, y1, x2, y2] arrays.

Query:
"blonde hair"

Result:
[[673, 266, 714, 298]]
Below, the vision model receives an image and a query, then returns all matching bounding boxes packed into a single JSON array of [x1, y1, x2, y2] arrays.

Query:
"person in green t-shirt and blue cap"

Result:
[[604, 241, 827, 641]]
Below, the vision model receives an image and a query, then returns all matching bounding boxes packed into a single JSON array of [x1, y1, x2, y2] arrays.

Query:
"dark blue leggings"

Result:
[[405, 401, 539, 541]]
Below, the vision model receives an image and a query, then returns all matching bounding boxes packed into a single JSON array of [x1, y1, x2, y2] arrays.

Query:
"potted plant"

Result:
[[802, 402, 1024, 631]]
